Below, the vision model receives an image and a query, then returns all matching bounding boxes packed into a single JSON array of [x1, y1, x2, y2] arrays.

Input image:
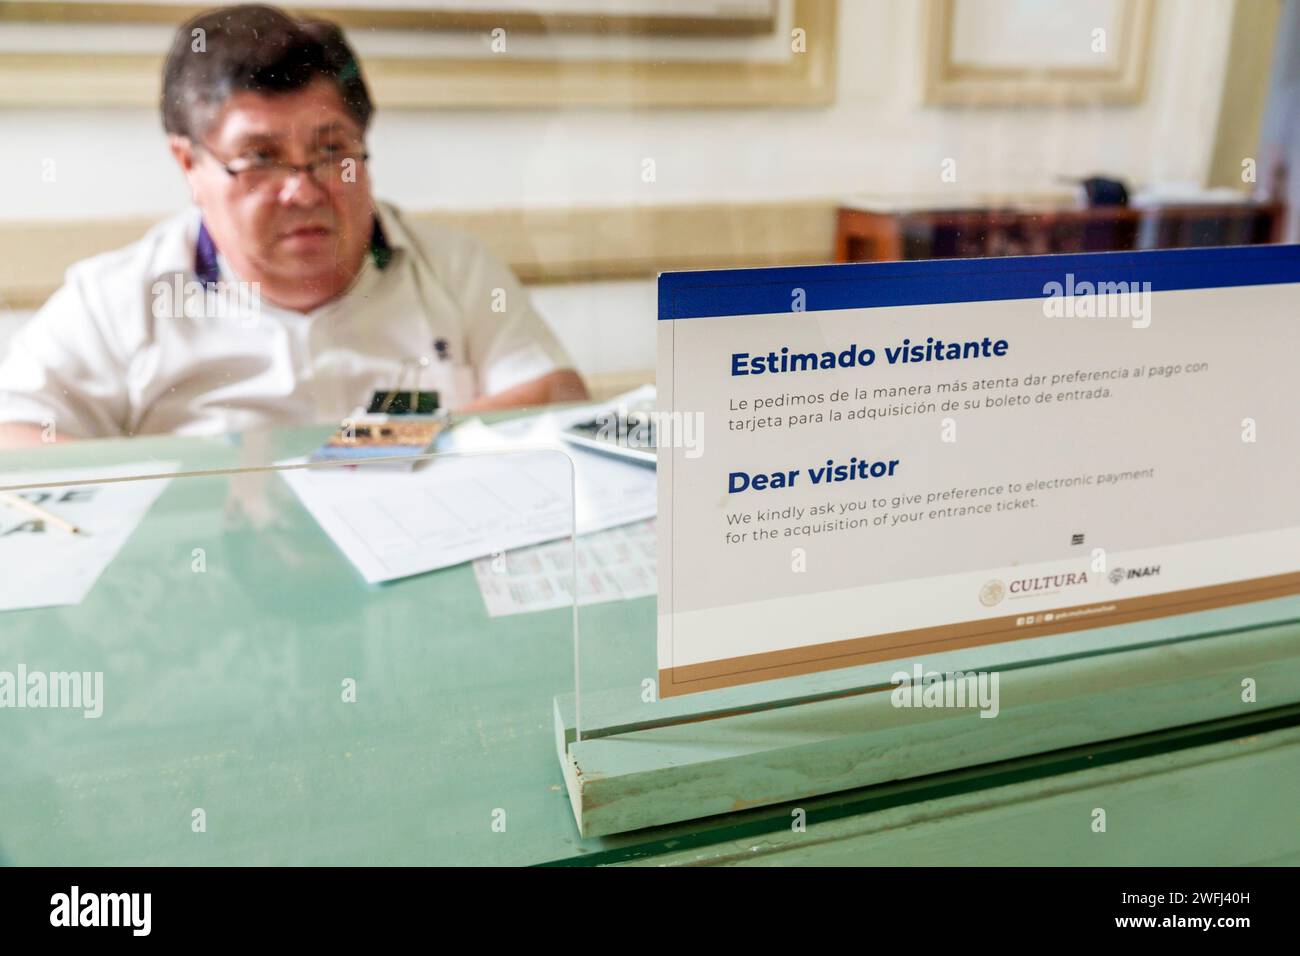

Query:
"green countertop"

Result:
[[0, 423, 648, 865], [2, 423, 1298, 866]]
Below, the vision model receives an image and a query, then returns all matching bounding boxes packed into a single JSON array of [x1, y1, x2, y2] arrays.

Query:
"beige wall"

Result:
[[0, 0, 1247, 384], [0, 0, 1239, 219]]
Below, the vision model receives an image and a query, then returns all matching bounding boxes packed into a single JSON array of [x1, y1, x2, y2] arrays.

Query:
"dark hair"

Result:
[[161, 4, 373, 140]]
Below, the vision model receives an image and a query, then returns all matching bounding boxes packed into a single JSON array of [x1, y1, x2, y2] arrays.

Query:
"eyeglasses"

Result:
[[194, 141, 369, 191]]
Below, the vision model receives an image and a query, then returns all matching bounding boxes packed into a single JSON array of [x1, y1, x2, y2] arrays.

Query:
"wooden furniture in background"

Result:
[[836, 199, 1286, 263]]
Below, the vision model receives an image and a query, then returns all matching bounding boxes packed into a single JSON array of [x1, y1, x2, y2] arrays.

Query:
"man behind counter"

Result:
[[0, 3, 587, 448]]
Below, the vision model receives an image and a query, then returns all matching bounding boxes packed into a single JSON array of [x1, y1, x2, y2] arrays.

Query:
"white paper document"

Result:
[[0, 462, 177, 612], [279, 395, 657, 584], [473, 518, 656, 617], [438, 416, 656, 533]]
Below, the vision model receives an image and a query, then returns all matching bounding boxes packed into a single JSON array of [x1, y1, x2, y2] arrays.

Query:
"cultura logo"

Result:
[[979, 579, 1005, 606], [1009, 571, 1089, 594]]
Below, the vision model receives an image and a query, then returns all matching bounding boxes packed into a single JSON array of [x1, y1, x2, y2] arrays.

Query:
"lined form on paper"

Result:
[[278, 445, 654, 584], [473, 518, 656, 617]]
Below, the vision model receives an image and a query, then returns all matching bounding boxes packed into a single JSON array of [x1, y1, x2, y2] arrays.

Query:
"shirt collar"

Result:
[[195, 210, 396, 287]]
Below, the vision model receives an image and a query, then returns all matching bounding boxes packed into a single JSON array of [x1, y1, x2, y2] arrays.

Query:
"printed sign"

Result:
[[656, 246, 1300, 696]]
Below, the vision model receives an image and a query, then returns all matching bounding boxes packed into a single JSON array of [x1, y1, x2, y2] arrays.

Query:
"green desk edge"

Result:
[[1, 422, 1297, 865]]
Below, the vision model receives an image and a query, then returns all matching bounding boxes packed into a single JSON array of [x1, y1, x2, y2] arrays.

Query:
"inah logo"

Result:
[[1109, 565, 1161, 585], [50, 886, 151, 936]]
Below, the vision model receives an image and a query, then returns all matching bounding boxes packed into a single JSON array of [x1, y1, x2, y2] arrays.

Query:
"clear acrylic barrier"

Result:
[[0, 440, 579, 865], [4, 0, 1299, 861], [574, 265, 1300, 764]]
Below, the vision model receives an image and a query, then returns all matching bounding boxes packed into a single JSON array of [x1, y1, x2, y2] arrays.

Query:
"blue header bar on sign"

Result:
[[657, 244, 1300, 321]]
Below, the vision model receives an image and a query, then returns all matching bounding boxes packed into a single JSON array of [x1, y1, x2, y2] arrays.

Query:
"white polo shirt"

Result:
[[0, 201, 573, 439]]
